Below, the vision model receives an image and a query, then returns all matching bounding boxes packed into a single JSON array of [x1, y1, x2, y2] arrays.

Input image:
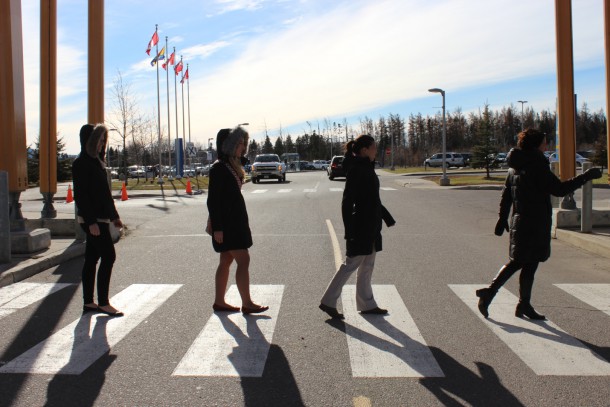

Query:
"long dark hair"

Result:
[[345, 134, 375, 156], [517, 128, 546, 151]]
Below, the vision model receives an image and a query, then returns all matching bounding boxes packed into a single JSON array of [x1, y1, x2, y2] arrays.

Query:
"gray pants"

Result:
[[320, 252, 378, 311]]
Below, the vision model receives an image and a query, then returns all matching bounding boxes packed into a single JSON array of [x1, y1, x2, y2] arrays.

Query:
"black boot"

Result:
[[476, 263, 519, 318], [515, 302, 545, 320], [516, 265, 545, 320]]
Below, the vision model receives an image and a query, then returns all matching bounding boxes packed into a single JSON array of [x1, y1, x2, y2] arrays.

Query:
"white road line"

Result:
[[380, 187, 397, 191], [303, 189, 317, 193], [325, 219, 343, 271], [555, 284, 610, 316], [329, 188, 344, 192], [0, 284, 182, 375], [449, 284, 610, 376], [342, 285, 444, 378], [313, 182, 320, 189], [0, 283, 74, 320], [251, 189, 268, 194], [278, 189, 292, 193], [173, 285, 284, 377]]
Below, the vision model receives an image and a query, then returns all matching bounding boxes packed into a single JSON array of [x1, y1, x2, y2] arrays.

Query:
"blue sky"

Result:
[[20, 0, 607, 154]]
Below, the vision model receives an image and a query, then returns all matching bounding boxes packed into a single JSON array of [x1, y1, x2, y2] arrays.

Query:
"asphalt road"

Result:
[[1, 170, 609, 406]]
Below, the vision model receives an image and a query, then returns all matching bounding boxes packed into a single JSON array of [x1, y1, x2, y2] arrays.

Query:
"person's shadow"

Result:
[[218, 314, 304, 406], [44, 313, 117, 407]]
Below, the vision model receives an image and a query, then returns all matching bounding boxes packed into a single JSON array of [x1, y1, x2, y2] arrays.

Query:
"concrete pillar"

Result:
[[88, 0, 104, 124], [0, 172, 10, 263], [40, 0, 58, 219], [555, 0, 577, 209], [0, 0, 28, 229]]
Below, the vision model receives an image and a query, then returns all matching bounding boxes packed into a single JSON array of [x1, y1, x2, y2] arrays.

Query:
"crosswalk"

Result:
[[246, 187, 397, 194], [0, 282, 608, 378]]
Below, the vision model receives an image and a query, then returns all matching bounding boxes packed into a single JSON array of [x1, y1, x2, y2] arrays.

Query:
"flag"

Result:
[[151, 46, 166, 66], [162, 52, 175, 70], [180, 69, 189, 84], [145, 31, 159, 55], [174, 60, 183, 75]]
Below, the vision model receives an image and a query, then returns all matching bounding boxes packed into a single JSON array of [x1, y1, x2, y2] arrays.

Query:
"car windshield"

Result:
[[254, 155, 280, 163]]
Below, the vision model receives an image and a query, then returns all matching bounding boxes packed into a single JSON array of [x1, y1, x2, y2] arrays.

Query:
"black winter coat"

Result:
[[207, 160, 252, 253], [499, 148, 589, 263], [342, 155, 395, 257], [72, 152, 119, 226]]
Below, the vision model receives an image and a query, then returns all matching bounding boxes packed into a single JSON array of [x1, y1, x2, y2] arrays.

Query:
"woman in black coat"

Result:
[[476, 128, 601, 320], [72, 124, 124, 316], [207, 127, 268, 314], [320, 135, 395, 319]]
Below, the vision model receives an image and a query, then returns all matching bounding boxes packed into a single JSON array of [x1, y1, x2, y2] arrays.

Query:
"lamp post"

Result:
[[517, 100, 528, 131], [428, 88, 450, 186]]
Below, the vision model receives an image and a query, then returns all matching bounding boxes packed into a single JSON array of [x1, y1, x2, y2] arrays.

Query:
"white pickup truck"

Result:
[[251, 154, 286, 183]]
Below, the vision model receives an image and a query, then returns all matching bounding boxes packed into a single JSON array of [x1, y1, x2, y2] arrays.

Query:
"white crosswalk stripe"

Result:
[[247, 187, 396, 194], [329, 188, 344, 192], [449, 284, 610, 376], [0, 284, 182, 375], [555, 284, 610, 317], [380, 187, 397, 191], [251, 189, 268, 194], [278, 189, 292, 193], [173, 285, 284, 377], [303, 189, 317, 193], [341, 285, 444, 377], [0, 283, 75, 320]]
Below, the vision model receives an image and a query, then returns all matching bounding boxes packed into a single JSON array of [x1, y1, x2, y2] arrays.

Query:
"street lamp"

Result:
[[428, 88, 450, 186], [517, 100, 527, 131]]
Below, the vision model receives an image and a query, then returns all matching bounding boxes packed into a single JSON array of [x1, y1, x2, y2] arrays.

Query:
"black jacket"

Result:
[[342, 154, 395, 257], [207, 160, 252, 252], [72, 134, 119, 226], [499, 148, 588, 263]]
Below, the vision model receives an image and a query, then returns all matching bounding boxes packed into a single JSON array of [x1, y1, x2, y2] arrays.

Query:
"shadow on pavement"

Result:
[[421, 347, 524, 407]]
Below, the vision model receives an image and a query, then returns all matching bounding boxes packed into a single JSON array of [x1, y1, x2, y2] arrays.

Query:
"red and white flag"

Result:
[[145, 31, 159, 55], [174, 60, 183, 75], [180, 69, 189, 84], [162, 52, 175, 70]]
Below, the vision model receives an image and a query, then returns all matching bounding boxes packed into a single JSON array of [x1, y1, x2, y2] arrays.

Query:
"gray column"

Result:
[[0, 171, 11, 263], [581, 162, 593, 233]]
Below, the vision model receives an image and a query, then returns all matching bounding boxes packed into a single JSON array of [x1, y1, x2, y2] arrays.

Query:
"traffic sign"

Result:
[[186, 143, 197, 157]]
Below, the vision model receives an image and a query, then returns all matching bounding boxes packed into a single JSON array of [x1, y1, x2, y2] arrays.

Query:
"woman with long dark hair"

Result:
[[320, 135, 395, 319], [207, 127, 268, 314], [72, 124, 124, 316], [476, 128, 601, 320]]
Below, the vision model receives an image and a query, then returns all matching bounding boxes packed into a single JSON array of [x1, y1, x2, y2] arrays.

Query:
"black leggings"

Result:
[[81, 222, 116, 306], [491, 260, 539, 302]]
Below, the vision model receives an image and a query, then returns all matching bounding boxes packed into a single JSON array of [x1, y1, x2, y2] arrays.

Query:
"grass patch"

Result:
[[423, 175, 505, 186], [381, 166, 427, 174], [110, 176, 210, 191]]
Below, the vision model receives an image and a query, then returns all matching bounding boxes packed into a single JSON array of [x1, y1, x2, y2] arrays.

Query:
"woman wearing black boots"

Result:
[[476, 128, 602, 320]]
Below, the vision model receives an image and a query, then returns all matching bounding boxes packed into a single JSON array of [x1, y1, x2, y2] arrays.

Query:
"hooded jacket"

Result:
[[498, 148, 588, 263], [342, 153, 395, 257], [72, 125, 119, 226]]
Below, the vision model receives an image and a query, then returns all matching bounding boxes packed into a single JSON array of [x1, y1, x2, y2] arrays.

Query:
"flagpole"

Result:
[[174, 51, 180, 178], [164, 36, 172, 180], [180, 56, 186, 173], [155, 24, 163, 184], [187, 64, 191, 145]]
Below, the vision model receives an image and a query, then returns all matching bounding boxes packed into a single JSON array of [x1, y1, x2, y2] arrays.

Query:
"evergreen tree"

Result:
[[262, 135, 274, 154], [57, 136, 73, 182], [284, 134, 295, 154], [27, 140, 40, 185], [592, 137, 608, 170], [471, 105, 498, 178], [273, 136, 285, 157]]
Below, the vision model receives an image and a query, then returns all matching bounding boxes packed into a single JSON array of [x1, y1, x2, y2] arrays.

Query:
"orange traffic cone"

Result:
[[185, 177, 193, 195], [121, 182, 129, 201], [66, 184, 74, 203]]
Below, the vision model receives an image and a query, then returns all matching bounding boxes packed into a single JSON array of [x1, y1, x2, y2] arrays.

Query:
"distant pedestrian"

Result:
[[207, 127, 269, 314], [320, 135, 396, 319], [72, 124, 124, 317], [476, 128, 602, 320]]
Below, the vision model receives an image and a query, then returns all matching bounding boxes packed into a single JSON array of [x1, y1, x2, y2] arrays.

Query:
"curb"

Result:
[[0, 242, 86, 288], [554, 228, 610, 259]]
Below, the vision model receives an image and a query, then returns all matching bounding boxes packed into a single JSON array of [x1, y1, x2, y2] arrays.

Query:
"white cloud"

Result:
[[214, 0, 266, 14], [182, 41, 231, 60]]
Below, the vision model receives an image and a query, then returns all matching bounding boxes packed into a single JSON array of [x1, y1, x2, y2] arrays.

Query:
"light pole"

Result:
[[428, 88, 450, 186], [517, 100, 527, 131]]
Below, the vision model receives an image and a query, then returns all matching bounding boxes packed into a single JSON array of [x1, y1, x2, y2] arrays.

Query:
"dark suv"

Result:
[[327, 155, 345, 180]]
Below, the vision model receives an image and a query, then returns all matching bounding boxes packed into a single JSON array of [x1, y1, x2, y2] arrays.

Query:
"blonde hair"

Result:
[[87, 124, 108, 166], [227, 127, 249, 179]]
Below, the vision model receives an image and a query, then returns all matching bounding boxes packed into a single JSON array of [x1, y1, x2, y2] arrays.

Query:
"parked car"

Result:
[[461, 152, 472, 167], [196, 164, 211, 176], [493, 152, 508, 166], [424, 153, 465, 168], [577, 150, 594, 159], [251, 154, 286, 183], [328, 155, 345, 180], [548, 152, 590, 168], [312, 160, 329, 170]]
